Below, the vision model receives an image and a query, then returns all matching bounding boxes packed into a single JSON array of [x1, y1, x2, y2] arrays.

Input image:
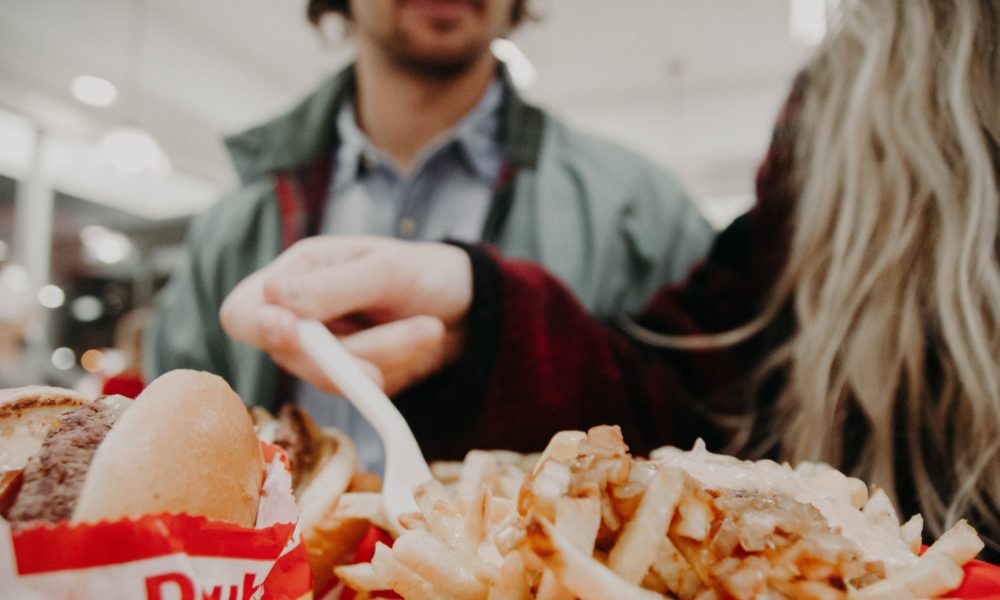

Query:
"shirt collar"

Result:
[[334, 101, 377, 187], [451, 78, 504, 181], [333, 77, 505, 187]]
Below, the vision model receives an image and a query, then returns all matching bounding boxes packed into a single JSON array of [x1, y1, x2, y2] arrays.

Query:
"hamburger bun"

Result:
[[73, 370, 263, 526]]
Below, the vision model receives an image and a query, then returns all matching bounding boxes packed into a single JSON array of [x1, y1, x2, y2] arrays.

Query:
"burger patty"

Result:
[[273, 404, 316, 490], [4, 402, 119, 525]]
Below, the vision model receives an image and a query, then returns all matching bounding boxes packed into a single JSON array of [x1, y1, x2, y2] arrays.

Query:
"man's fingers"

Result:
[[340, 316, 451, 396], [269, 350, 343, 397], [341, 315, 445, 364], [273, 236, 375, 272], [262, 257, 393, 322], [220, 238, 472, 396], [257, 238, 472, 331], [219, 258, 390, 394], [269, 344, 387, 396], [221, 296, 299, 353]]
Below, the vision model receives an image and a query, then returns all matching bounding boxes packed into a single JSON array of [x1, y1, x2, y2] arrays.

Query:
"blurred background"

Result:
[[0, 0, 824, 391]]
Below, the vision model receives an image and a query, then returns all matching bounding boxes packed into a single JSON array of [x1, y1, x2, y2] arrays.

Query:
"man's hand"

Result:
[[219, 236, 474, 396]]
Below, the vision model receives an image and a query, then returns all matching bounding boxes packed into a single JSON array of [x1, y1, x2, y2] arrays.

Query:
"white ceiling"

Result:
[[0, 0, 814, 225]]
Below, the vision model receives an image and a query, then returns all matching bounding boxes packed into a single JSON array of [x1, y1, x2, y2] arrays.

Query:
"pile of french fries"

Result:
[[331, 426, 983, 599]]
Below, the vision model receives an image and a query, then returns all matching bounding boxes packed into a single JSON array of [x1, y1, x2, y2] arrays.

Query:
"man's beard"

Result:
[[384, 34, 491, 80]]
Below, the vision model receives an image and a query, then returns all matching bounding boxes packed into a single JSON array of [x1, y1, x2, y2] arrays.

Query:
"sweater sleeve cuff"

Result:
[[394, 242, 505, 444]]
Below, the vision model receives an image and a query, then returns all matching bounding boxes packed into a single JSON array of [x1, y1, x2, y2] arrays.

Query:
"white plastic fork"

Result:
[[297, 319, 433, 534]]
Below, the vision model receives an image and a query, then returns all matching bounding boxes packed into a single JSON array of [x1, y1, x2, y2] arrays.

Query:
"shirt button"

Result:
[[398, 217, 418, 238]]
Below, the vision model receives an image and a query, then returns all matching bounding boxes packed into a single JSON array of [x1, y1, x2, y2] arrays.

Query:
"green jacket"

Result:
[[145, 66, 713, 410]]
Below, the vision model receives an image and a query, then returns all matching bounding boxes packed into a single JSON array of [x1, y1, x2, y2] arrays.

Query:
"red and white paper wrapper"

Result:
[[0, 443, 312, 600]]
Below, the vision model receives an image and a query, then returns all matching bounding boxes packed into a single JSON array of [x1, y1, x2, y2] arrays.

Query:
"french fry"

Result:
[[531, 431, 586, 477], [650, 536, 707, 598], [397, 511, 428, 531], [579, 425, 630, 460], [607, 466, 684, 584], [333, 562, 383, 592], [434, 451, 537, 498], [516, 453, 541, 475], [862, 488, 902, 538], [475, 491, 513, 568], [370, 542, 444, 600], [770, 578, 844, 600], [414, 478, 452, 510], [899, 514, 924, 554], [554, 495, 602, 553], [598, 491, 623, 534], [526, 514, 663, 600], [535, 573, 570, 600], [537, 494, 603, 600], [497, 470, 526, 500], [459, 450, 500, 498], [488, 550, 531, 600], [302, 516, 371, 595], [392, 528, 489, 599], [431, 460, 465, 484], [852, 554, 964, 599], [334, 492, 393, 533], [921, 519, 984, 565], [486, 495, 517, 527], [672, 489, 712, 541], [522, 460, 573, 521], [413, 480, 478, 555], [461, 484, 489, 548]]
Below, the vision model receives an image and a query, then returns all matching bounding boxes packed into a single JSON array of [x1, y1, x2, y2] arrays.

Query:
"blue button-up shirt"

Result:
[[294, 79, 505, 473]]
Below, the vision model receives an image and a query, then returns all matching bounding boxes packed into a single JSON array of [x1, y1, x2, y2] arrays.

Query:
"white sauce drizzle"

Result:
[[651, 440, 918, 572]]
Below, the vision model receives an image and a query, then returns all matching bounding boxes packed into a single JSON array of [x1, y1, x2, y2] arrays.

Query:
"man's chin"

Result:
[[390, 46, 489, 80]]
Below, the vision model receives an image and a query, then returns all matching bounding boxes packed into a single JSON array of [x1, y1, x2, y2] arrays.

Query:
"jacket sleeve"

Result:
[[143, 214, 233, 384]]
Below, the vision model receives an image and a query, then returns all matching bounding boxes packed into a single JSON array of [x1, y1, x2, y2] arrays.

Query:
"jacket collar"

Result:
[[224, 62, 543, 184]]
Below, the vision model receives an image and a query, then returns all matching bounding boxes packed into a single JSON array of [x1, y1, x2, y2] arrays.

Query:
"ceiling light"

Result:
[[491, 39, 538, 89], [71, 75, 119, 108], [71, 296, 104, 322], [37, 284, 66, 309], [80, 225, 134, 265], [97, 125, 172, 178], [81, 349, 106, 373], [51, 347, 76, 371], [0, 263, 30, 292]]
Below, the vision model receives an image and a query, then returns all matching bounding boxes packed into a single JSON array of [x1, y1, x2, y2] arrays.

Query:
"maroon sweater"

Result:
[[397, 208, 789, 461]]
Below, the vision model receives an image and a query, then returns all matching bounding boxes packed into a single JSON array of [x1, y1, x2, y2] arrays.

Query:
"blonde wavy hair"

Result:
[[629, 0, 1000, 542], [782, 0, 1000, 542]]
